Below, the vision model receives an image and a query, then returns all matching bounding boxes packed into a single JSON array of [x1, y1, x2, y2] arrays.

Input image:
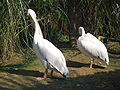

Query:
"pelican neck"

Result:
[[81, 28, 85, 36], [34, 21, 43, 38], [30, 15, 43, 38]]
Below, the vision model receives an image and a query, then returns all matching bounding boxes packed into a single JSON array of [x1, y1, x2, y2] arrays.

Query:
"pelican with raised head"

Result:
[[27, 9, 69, 79], [77, 27, 109, 68]]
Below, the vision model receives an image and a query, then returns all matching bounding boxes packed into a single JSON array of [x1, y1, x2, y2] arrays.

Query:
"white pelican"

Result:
[[27, 9, 69, 78], [77, 27, 109, 68]]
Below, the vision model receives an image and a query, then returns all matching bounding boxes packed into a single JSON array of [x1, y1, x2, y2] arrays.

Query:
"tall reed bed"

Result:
[[0, 0, 69, 61], [0, 0, 119, 62], [0, 0, 29, 61]]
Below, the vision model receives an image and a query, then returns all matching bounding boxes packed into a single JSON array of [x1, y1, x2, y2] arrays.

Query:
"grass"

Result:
[[0, 41, 120, 90]]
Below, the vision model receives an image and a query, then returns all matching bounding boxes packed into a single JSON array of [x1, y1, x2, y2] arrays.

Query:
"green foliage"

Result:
[[28, 0, 69, 43], [95, 0, 120, 38], [0, 0, 29, 60], [0, 0, 119, 61], [64, 0, 119, 40], [0, 0, 70, 60]]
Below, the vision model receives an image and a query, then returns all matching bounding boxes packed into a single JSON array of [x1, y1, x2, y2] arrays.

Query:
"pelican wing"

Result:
[[77, 33, 109, 62], [85, 33, 101, 44], [36, 38, 68, 75]]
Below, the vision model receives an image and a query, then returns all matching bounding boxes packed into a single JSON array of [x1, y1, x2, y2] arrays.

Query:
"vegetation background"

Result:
[[0, 0, 119, 61]]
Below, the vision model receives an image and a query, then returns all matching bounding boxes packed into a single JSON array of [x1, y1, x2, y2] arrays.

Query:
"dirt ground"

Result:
[[0, 41, 120, 90]]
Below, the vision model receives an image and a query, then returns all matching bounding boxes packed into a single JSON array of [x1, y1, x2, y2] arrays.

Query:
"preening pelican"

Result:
[[27, 9, 69, 78], [77, 27, 109, 68]]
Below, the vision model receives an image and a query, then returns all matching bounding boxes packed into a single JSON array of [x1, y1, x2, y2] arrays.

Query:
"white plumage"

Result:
[[77, 27, 109, 68], [27, 9, 69, 78]]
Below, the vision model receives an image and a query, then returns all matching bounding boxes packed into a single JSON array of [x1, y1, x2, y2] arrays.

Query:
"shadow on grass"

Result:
[[0, 68, 67, 81], [109, 55, 120, 59], [20, 69, 120, 90], [43, 69, 120, 90], [0, 68, 120, 89], [0, 68, 44, 77], [67, 60, 106, 69]]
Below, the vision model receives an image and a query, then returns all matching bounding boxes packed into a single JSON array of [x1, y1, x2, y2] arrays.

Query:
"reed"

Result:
[[0, 0, 119, 62], [0, 0, 29, 60]]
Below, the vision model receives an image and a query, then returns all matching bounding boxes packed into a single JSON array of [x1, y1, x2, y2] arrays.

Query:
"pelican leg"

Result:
[[90, 58, 94, 68], [44, 69, 48, 78], [36, 69, 48, 80], [50, 70, 53, 77]]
